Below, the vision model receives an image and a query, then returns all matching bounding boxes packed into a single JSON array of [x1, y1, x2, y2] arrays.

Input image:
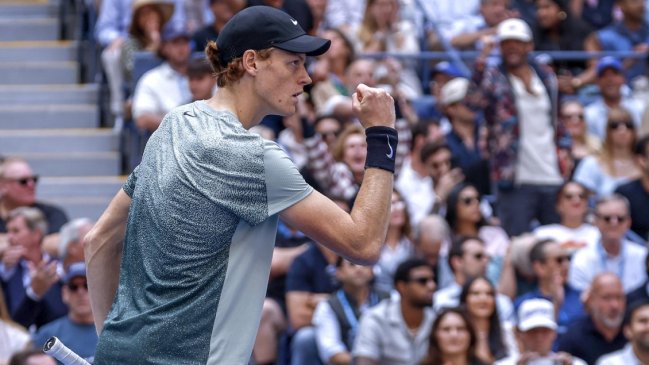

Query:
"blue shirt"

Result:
[[514, 285, 585, 338], [33, 316, 97, 362], [596, 21, 649, 82]]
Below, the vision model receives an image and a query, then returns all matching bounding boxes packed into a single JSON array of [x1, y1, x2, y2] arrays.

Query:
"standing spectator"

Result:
[[312, 258, 386, 365], [131, 27, 192, 133], [352, 258, 436, 365], [583, 57, 645, 141], [561, 100, 601, 165], [495, 298, 587, 365], [32, 263, 97, 362], [575, 107, 641, 197], [596, 299, 649, 365], [558, 273, 627, 364], [533, 181, 600, 252], [468, 18, 568, 237], [615, 135, 649, 241], [515, 239, 585, 337], [420, 307, 489, 365], [0, 208, 66, 329], [569, 194, 647, 293]]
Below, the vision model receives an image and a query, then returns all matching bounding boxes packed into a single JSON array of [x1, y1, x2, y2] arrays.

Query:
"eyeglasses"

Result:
[[545, 255, 571, 265], [460, 196, 480, 206], [409, 276, 435, 286], [608, 120, 634, 130], [596, 214, 628, 224], [563, 113, 584, 120], [563, 192, 587, 201], [5, 175, 39, 186], [67, 282, 88, 292]]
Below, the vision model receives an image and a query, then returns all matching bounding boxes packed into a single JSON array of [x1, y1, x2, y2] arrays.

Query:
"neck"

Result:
[[473, 316, 490, 332], [593, 318, 621, 341], [208, 87, 261, 129], [612, 146, 633, 159], [345, 285, 369, 306], [456, 220, 478, 236], [331, 58, 347, 78], [410, 150, 427, 176], [0, 200, 18, 219], [69, 311, 94, 325], [168, 62, 187, 76], [24, 249, 42, 265], [601, 239, 621, 256], [386, 226, 401, 248], [507, 63, 530, 78], [401, 299, 424, 330], [443, 353, 469, 365], [538, 278, 557, 297], [562, 216, 583, 229]]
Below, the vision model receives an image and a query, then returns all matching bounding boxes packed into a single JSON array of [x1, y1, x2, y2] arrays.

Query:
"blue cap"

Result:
[[63, 262, 86, 284], [162, 26, 190, 42], [431, 62, 465, 78], [596, 56, 622, 77]]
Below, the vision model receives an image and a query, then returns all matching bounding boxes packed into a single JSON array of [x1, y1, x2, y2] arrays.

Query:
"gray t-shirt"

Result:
[[94, 101, 313, 364]]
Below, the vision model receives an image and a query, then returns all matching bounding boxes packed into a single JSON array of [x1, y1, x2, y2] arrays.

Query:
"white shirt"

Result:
[[132, 62, 191, 119], [584, 96, 645, 141], [433, 281, 515, 321], [533, 223, 601, 252], [0, 320, 30, 362], [597, 344, 645, 365], [509, 72, 562, 185], [395, 157, 434, 227], [569, 239, 648, 293], [496, 353, 588, 365]]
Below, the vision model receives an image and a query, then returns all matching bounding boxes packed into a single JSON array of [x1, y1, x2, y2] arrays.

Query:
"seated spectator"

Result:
[[426, 62, 465, 126], [561, 100, 601, 166], [373, 190, 414, 293], [413, 215, 454, 290], [533, 181, 600, 252], [440, 78, 490, 196], [0, 208, 66, 329], [187, 56, 217, 101], [460, 276, 517, 363], [626, 253, 649, 305], [352, 258, 436, 365], [191, 0, 242, 52], [445, 183, 509, 285], [0, 291, 30, 365], [596, 299, 649, 365], [0, 157, 69, 253], [583, 58, 645, 141], [569, 194, 647, 293], [496, 298, 587, 365], [120, 0, 174, 87], [421, 307, 489, 365], [312, 258, 387, 365], [286, 243, 339, 365], [583, 0, 649, 87], [7, 350, 56, 365], [615, 135, 649, 241], [421, 142, 465, 216], [32, 263, 97, 362], [558, 273, 628, 364], [132, 27, 192, 133], [450, 0, 510, 50], [574, 107, 641, 197], [57, 218, 93, 271], [515, 239, 585, 338], [434, 236, 514, 321]]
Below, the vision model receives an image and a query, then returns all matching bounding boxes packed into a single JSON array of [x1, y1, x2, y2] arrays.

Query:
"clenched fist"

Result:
[[352, 84, 396, 129]]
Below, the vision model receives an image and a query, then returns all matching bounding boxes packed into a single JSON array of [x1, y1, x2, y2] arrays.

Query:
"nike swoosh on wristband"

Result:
[[386, 135, 394, 159]]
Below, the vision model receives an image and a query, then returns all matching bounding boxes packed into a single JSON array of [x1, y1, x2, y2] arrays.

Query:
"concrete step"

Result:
[[0, 18, 59, 41], [39, 196, 113, 221], [0, 41, 76, 62], [0, 84, 98, 105], [0, 104, 98, 129], [0, 61, 77, 84], [0, 3, 56, 18], [38, 176, 125, 199], [21, 152, 121, 176], [0, 129, 118, 154]]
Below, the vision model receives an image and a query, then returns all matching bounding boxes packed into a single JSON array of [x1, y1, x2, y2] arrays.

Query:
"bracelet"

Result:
[[364, 126, 399, 173]]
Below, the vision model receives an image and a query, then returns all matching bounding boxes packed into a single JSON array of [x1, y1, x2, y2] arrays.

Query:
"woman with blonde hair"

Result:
[[574, 106, 641, 197]]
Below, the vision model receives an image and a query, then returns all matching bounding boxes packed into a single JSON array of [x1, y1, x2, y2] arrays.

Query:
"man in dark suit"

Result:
[[0, 207, 66, 329]]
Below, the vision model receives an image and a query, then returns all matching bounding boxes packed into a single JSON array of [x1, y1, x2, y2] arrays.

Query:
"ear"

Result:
[[623, 324, 632, 340], [241, 50, 260, 76]]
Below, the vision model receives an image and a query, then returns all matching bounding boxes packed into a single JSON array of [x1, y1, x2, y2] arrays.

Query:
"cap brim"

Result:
[[274, 34, 331, 57]]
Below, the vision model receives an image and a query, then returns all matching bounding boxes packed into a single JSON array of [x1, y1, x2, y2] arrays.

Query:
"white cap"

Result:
[[517, 298, 557, 331], [440, 77, 470, 106], [497, 18, 532, 42]]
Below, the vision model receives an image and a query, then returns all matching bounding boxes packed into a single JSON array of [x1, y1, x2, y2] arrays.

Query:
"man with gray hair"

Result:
[[58, 218, 94, 271], [569, 194, 648, 293], [414, 214, 454, 289], [0, 207, 66, 328]]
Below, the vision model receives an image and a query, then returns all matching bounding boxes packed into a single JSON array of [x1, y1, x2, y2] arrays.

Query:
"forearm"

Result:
[[329, 352, 352, 365], [135, 113, 164, 132], [84, 189, 131, 334]]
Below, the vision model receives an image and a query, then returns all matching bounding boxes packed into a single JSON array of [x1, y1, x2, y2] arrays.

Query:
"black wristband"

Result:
[[364, 126, 398, 173], [301, 117, 316, 139]]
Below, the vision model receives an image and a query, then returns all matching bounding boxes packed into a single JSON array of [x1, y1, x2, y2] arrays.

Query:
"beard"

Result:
[[593, 307, 624, 329]]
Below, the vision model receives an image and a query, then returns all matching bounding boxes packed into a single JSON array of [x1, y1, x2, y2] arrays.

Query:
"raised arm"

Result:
[[84, 189, 131, 333], [281, 84, 396, 265]]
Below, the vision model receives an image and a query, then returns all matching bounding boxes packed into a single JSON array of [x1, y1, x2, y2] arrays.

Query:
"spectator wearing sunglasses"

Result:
[[569, 194, 648, 293], [574, 107, 641, 198], [434, 236, 514, 322], [0, 157, 68, 237], [514, 239, 585, 339], [32, 263, 97, 362], [615, 135, 649, 242]]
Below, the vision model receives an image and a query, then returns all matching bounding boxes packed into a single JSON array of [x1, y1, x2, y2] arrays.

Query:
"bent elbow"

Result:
[[346, 239, 383, 266]]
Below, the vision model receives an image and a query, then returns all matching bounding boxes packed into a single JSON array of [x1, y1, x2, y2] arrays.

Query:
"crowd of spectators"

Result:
[[4, 0, 649, 364]]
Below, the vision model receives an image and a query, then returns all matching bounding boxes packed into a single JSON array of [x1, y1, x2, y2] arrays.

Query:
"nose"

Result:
[[299, 66, 312, 86]]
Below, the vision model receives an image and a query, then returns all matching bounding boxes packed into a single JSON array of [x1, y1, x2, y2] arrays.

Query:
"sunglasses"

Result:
[[460, 196, 480, 206], [563, 113, 584, 120], [563, 192, 587, 201], [465, 252, 487, 261], [67, 282, 88, 292], [6, 175, 39, 186], [319, 130, 341, 139], [545, 255, 571, 265], [409, 276, 435, 286], [596, 214, 628, 224], [608, 121, 634, 130]]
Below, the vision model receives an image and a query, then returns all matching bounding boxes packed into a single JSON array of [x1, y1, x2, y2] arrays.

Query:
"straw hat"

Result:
[[131, 0, 175, 27]]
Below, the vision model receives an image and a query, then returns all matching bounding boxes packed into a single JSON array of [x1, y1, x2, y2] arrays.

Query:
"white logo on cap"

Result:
[[291, 19, 298, 26]]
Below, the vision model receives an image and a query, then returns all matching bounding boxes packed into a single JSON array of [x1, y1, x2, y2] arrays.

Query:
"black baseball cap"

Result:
[[216, 6, 331, 66]]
